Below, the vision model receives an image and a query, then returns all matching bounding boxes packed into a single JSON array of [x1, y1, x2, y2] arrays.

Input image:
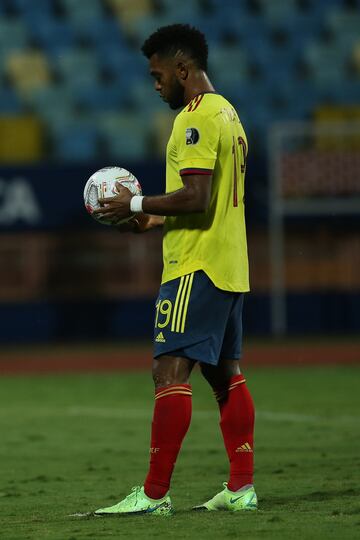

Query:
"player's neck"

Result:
[[184, 71, 215, 105]]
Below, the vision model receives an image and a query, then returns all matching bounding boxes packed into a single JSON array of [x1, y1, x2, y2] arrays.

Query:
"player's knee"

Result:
[[152, 355, 193, 388], [152, 368, 188, 388], [200, 359, 241, 390]]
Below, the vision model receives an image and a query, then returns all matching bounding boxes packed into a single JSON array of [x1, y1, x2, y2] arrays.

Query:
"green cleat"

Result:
[[193, 483, 258, 512], [94, 486, 173, 517]]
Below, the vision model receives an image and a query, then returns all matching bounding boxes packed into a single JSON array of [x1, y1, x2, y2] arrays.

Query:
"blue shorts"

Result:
[[153, 270, 245, 365]]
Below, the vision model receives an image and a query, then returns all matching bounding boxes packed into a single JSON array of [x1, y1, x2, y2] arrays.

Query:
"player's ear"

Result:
[[176, 61, 188, 81]]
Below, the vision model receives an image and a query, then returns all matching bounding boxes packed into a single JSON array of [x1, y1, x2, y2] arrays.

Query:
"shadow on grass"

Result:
[[260, 487, 360, 509]]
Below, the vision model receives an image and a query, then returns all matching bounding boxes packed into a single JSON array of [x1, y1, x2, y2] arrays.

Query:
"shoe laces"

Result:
[[124, 486, 142, 504]]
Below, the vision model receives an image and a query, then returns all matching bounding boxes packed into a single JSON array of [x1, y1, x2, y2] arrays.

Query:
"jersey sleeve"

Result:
[[173, 111, 220, 176]]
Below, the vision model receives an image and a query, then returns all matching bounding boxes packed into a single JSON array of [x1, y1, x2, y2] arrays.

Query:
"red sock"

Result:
[[215, 374, 255, 491], [144, 384, 192, 499]]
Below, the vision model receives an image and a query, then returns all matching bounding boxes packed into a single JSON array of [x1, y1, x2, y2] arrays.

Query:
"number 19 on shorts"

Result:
[[155, 273, 194, 334], [155, 300, 172, 329]]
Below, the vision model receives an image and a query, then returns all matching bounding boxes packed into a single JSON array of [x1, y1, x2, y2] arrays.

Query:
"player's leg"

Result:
[[151, 353, 195, 388], [201, 358, 255, 488], [194, 293, 257, 511], [195, 358, 257, 511], [94, 273, 200, 517], [143, 354, 195, 499], [199, 355, 241, 387], [94, 355, 194, 517]]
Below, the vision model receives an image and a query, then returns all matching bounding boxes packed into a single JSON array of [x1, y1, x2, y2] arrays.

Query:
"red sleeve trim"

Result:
[[180, 168, 213, 176]]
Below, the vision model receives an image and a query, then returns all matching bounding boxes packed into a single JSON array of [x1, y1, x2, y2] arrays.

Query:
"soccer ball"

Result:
[[84, 166, 142, 225]]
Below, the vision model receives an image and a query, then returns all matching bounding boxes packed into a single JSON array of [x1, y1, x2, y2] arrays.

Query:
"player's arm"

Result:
[[142, 174, 212, 215], [95, 173, 212, 221]]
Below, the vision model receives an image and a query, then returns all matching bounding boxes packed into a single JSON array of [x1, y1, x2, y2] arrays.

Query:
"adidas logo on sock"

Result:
[[155, 331, 166, 343], [235, 442, 253, 453]]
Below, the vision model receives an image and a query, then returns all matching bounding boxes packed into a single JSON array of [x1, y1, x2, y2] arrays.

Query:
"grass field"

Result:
[[1, 365, 360, 540]]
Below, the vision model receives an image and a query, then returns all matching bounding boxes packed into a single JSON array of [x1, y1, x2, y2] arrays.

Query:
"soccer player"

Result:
[[93, 24, 257, 516]]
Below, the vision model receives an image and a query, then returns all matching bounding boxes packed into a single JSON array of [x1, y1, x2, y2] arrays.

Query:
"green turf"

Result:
[[0, 366, 359, 540]]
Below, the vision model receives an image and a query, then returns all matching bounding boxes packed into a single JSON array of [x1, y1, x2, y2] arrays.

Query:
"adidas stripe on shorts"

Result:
[[153, 270, 245, 365]]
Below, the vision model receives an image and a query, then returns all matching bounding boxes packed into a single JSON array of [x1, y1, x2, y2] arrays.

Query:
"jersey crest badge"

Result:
[[186, 127, 200, 145]]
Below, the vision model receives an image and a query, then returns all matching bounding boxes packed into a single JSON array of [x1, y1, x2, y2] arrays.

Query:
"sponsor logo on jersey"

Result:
[[186, 127, 200, 145]]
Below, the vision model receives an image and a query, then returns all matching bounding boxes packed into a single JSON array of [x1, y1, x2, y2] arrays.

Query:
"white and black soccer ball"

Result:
[[84, 166, 142, 225]]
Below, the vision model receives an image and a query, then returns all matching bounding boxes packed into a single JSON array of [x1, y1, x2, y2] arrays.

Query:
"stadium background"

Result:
[[0, 0, 359, 348], [0, 2, 360, 539]]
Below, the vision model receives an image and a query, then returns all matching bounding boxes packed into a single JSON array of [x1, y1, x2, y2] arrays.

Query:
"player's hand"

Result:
[[115, 215, 164, 234], [132, 214, 165, 233], [94, 182, 132, 221], [116, 214, 164, 234]]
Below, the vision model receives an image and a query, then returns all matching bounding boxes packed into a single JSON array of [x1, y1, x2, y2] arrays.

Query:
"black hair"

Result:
[[141, 24, 208, 71]]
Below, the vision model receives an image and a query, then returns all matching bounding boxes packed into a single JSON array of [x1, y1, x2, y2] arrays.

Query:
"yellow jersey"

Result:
[[162, 92, 249, 292]]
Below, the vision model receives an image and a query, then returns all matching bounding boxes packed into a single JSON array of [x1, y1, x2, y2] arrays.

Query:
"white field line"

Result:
[[0, 406, 358, 426]]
